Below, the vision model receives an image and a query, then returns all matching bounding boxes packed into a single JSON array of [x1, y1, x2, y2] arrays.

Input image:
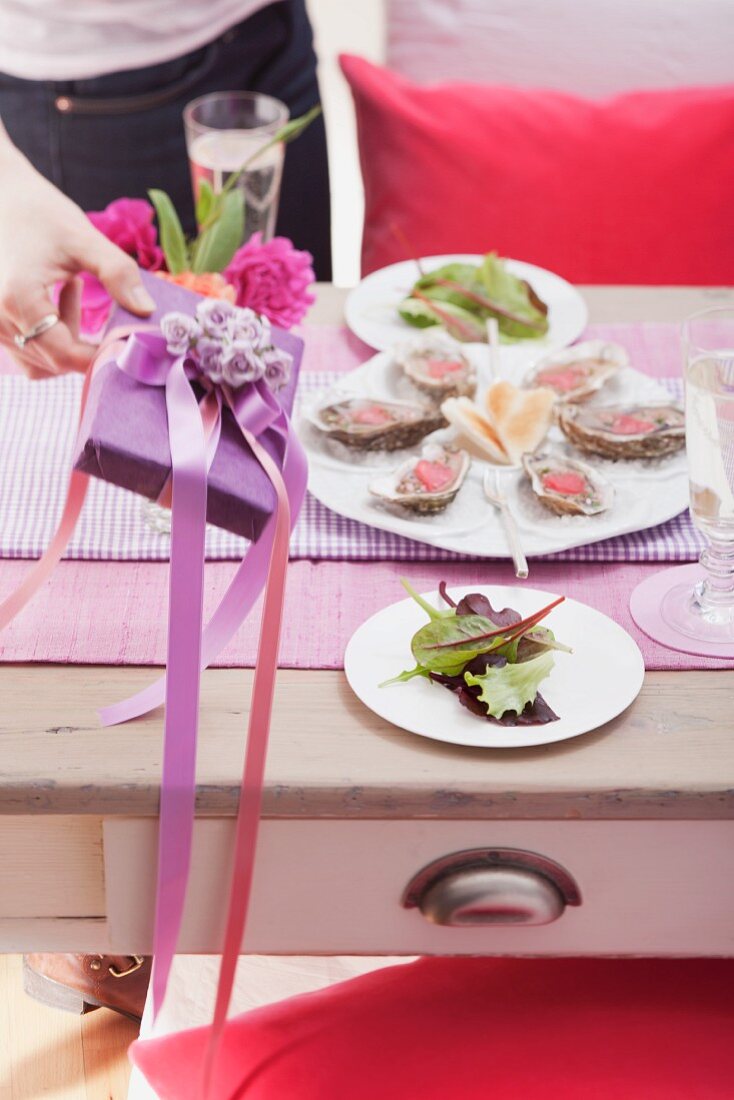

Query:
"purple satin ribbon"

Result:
[[101, 329, 308, 1018]]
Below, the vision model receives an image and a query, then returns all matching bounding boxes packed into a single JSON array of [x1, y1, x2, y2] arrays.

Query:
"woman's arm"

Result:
[[0, 122, 155, 377]]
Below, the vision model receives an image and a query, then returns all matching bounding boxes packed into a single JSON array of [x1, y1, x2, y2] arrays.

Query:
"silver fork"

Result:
[[483, 468, 529, 580]]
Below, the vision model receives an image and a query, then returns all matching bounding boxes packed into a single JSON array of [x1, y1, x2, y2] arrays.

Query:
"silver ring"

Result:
[[14, 312, 60, 350]]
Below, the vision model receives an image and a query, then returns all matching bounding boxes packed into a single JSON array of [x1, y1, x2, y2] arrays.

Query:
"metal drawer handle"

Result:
[[402, 847, 581, 928]]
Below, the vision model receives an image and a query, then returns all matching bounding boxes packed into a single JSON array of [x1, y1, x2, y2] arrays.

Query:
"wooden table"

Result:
[[2, 285, 733, 960]]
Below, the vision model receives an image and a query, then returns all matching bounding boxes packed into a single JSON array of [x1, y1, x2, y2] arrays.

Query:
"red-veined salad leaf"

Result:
[[381, 579, 570, 724], [398, 253, 550, 343]]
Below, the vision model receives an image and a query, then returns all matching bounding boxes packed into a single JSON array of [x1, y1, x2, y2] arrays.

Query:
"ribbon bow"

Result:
[[0, 314, 308, 1089]]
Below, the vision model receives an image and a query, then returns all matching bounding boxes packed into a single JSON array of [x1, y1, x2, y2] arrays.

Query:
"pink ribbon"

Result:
[[0, 324, 308, 1063]]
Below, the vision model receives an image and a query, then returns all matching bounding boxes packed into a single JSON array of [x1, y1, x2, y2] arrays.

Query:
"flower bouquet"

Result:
[[79, 107, 320, 335]]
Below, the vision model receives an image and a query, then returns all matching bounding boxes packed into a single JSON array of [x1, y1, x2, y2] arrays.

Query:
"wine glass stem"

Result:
[[697, 538, 734, 611]]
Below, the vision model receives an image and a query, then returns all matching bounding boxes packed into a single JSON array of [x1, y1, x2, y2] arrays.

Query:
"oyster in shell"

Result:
[[559, 403, 685, 459], [369, 444, 470, 514], [308, 396, 444, 452], [523, 452, 613, 516], [524, 340, 628, 403], [394, 333, 476, 400]]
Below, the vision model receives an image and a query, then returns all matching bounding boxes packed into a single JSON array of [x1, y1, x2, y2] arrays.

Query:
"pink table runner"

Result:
[[0, 556, 730, 671]]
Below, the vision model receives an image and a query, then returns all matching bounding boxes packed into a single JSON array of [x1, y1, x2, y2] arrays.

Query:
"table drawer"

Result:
[[105, 818, 734, 956]]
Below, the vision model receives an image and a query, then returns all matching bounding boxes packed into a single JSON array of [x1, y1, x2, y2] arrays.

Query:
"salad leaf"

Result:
[[411, 614, 509, 674], [398, 297, 486, 342], [479, 253, 549, 340], [455, 592, 521, 627], [399, 252, 550, 343], [380, 665, 431, 688], [516, 626, 573, 662], [401, 578, 454, 621], [464, 650, 555, 720]]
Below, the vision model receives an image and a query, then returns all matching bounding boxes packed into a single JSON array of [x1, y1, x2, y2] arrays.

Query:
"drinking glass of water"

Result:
[[184, 91, 289, 244], [659, 307, 734, 644]]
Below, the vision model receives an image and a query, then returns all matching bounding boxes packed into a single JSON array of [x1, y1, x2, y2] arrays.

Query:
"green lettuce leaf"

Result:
[[411, 614, 510, 675], [464, 650, 555, 719], [398, 297, 486, 341], [400, 578, 455, 622], [379, 665, 431, 688], [479, 253, 549, 340]]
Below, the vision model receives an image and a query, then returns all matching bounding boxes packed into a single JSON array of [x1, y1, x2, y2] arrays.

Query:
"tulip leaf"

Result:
[[191, 189, 245, 274], [195, 179, 216, 226], [148, 188, 189, 275]]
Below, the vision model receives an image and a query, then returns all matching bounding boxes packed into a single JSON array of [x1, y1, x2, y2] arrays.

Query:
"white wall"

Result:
[[306, 0, 386, 286]]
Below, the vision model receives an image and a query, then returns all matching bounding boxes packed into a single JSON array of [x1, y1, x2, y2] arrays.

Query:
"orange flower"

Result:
[[155, 270, 237, 302]]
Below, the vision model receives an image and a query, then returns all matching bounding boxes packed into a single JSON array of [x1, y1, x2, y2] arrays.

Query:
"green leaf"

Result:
[[379, 665, 431, 688], [191, 189, 245, 274], [411, 614, 509, 675], [465, 651, 555, 720], [479, 252, 549, 340], [515, 627, 573, 662], [398, 297, 486, 342], [148, 188, 189, 275], [398, 298, 441, 330], [195, 179, 216, 226], [400, 578, 454, 622]]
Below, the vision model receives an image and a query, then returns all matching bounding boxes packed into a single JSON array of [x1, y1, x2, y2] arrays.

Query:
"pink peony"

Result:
[[224, 232, 316, 330], [80, 198, 164, 333], [88, 198, 164, 271]]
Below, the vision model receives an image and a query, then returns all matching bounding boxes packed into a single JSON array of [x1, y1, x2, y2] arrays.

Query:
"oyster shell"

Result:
[[559, 403, 685, 459], [394, 333, 477, 400], [524, 340, 628, 403], [523, 452, 613, 516], [369, 444, 470, 514], [308, 396, 444, 452]]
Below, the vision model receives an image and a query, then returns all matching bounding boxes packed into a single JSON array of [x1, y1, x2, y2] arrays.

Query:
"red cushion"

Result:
[[131, 957, 734, 1098], [340, 54, 734, 285]]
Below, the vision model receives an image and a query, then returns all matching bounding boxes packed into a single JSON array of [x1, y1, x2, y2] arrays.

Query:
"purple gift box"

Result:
[[73, 270, 303, 541]]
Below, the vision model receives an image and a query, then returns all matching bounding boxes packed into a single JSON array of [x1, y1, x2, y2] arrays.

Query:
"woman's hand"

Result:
[[0, 133, 156, 378]]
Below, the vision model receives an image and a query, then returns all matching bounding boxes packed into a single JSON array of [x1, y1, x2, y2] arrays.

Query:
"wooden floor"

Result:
[[0, 956, 137, 1099]]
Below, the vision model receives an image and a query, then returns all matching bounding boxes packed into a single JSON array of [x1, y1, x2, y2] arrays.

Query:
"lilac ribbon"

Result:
[[102, 329, 307, 1017]]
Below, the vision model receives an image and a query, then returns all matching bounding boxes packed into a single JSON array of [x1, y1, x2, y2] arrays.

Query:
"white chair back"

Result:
[[387, 0, 734, 96]]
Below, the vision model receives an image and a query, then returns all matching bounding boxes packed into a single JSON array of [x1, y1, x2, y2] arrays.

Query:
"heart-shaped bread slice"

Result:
[[485, 380, 556, 465]]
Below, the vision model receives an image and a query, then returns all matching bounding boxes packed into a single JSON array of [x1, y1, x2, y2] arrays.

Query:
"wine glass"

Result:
[[184, 91, 289, 244], [657, 307, 734, 646]]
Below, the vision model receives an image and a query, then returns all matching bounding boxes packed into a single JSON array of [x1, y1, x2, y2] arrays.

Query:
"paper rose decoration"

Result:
[[161, 300, 292, 391]]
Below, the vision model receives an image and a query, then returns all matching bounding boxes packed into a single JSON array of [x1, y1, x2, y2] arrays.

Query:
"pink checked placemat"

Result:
[[0, 322, 704, 565]]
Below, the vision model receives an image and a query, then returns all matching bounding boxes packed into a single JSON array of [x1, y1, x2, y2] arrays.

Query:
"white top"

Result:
[[0, 0, 269, 81]]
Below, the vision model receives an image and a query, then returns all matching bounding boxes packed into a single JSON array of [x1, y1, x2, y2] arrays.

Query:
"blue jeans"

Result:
[[0, 0, 332, 278]]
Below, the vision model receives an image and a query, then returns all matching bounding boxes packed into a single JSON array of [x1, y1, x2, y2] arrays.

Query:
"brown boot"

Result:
[[23, 954, 151, 1023]]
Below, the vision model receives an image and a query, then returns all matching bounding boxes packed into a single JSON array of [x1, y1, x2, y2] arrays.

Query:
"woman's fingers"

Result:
[[78, 229, 156, 316], [58, 277, 83, 339], [1, 281, 93, 374]]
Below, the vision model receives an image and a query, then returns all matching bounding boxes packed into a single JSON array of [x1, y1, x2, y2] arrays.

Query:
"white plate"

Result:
[[344, 254, 588, 367], [344, 584, 645, 748], [297, 354, 688, 559]]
